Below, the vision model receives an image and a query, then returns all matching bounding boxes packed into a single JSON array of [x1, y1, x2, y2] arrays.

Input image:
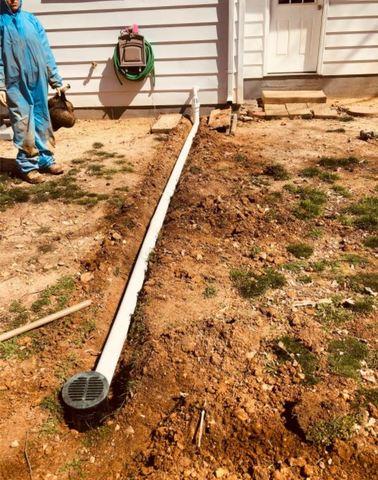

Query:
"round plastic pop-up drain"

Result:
[[62, 371, 109, 411]]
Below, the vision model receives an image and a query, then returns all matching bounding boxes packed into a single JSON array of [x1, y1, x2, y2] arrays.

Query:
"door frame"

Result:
[[262, 0, 329, 76]]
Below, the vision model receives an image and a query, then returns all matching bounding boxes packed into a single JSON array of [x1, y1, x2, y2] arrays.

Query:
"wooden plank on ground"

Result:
[[286, 103, 313, 119], [310, 104, 339, 119], [262, 90, 327, 105], [151, 114, 182, 133], [264, 104, 289, 118]]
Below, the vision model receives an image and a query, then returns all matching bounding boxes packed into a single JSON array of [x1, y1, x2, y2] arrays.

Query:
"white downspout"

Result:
[[95, 87, 200, 385], [227, 0, 236, 103], [236, 0, 245, 104]]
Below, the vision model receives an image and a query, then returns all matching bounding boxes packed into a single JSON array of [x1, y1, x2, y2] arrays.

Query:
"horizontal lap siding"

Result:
[[29, 1, 228, 107], [323, 0, 378, 75], [243, 0, 265, 78]]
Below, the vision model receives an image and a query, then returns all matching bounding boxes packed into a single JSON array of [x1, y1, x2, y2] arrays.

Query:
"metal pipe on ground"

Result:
[[62, 87, 201, 415]]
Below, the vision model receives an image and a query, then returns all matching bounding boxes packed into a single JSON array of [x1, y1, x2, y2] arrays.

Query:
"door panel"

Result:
[[268, 0, 323, 73]]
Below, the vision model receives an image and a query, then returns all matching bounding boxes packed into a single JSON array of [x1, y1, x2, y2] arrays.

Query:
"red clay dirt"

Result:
[[0, 111, 377, 480]]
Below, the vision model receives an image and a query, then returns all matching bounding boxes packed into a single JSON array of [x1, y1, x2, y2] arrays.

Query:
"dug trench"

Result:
[[1, 114, 377, 480]]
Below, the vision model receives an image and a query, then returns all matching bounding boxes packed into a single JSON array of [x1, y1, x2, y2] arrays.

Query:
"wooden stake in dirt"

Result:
[[0, 300, 92, 342], [24, 431, 33, 480], [196, 404, 206, 449]]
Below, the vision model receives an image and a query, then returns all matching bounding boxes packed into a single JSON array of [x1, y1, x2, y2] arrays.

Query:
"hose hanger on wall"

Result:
[[113, 24, 155, 86]]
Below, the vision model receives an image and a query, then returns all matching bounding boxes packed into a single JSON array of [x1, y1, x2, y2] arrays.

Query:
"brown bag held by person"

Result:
[[48, 85, 75, 131]]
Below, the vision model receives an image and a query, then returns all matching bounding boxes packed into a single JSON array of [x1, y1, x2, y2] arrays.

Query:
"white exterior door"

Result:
[[268, 0, 324, 74]]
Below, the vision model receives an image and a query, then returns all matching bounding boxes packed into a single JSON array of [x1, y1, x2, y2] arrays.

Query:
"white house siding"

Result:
[[27, 0, 229, 108], [323, 0, 378, 75], [243, 0, 265, 78]]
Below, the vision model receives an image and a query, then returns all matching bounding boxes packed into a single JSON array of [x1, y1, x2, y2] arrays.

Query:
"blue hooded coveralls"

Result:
[[0, 0, 63, 173]]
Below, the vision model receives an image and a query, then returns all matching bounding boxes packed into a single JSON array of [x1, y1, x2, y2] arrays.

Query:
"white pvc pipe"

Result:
[[96, 87, 201, 384], [227, 0, 236, 103]]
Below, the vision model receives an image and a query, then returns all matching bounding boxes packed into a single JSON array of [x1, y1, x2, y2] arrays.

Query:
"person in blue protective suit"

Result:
[[0, 0, 64, 183]]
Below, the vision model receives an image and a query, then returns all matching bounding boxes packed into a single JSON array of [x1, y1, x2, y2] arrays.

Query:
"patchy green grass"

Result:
[[276, 336, 319, 384], [332, 184, 352, 198], [54, 353, 78, 381], [263, 163, 290, 180], [354, 388, 378, 408], [83, 424, 112, 447], [309, 259, 339, 273], [306, 227, 323, 239], [328, 337, 369, 378], [0, 183, 30, 210], [249, 245, 261, 259], [316, 303, 353, 325], [319, 156, 359, 170], [342, 253, 370, 267], [282, 260, 307, 273], [31, 276, 75, 313], [203, 285, 217, 298], [9, 300, 29, 328], [0, 338, 27, 360], [319, 171, 339, 183], [298, 274, 312, 284], [285, 185, 327, 220], [347, 297, 375, 315], [346, 272, 378, 293], [31, 176, 108, 207], [306, 415, 357, 446], [264, 191, 283, 205], [363, 236, 378, 249], [300, 167, 339, 183], [287, 242, 314, 259], [40, 390, 63, 419], [300, 167, 320, 178], [347, 196, 378, 231], [59, 459, 85, 479], [39, 417, 59, 436], [73, 319, 96, 346], [230, 268, 286, 298]]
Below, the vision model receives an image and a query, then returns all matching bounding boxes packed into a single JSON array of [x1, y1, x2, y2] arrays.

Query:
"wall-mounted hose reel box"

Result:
[[113, 24, 155, 85], [118, 26, 146, 73]]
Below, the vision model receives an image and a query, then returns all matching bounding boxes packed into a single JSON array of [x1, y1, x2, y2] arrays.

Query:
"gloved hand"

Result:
[[0, 91, 7, 107]]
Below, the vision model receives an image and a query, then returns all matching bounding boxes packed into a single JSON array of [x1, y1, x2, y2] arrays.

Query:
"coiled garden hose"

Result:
[[113, 40, 155, 86]]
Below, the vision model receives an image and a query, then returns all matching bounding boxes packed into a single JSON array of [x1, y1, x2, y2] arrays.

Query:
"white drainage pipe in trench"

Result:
[[62, 88, 200, 412]]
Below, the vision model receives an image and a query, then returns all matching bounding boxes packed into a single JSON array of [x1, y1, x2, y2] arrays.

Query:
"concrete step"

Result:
[[151, 113, 182, 134], [262, 90, 327, 105]]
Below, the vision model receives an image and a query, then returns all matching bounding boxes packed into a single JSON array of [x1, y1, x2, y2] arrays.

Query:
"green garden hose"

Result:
[[113, 39, 155, 86]]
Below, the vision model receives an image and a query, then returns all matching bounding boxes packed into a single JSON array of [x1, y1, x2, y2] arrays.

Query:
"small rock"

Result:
[[360, 369, 376, 383], [234, 407, 249, 422], [80, 272, 94, 283], [301, 464, 314, 476], [246, 351, 257, 360], [10, 440, 19, 448], [215, 467, 228, 478], [125, 425, 135, 436], [111, 231, 122, 241], [90, 456, 95, 464], [115, 424, 120, 431]]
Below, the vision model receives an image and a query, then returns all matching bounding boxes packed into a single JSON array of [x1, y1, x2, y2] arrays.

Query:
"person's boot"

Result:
[[40, 163, 64, 175], [20, 170, 45, 184]]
